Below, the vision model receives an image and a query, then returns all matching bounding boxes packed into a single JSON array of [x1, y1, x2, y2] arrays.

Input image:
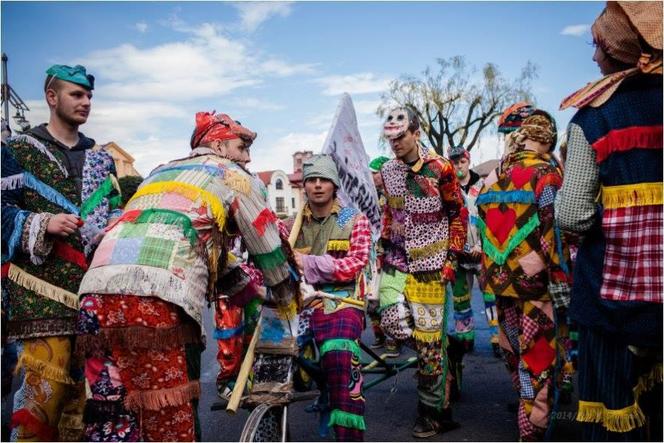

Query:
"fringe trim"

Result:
[[413, 329, 443, 343], [408, 239, 449, 261], [477, 213, 540, 265], [2, 210, 30, 263], [601, 182, 663, 209], [326, 240, 350, 252], [128, 181, 226, 229], [76, 323, 201, 356], [1, 173, 24, 190], [223, 171, 251, 195], [23, 172, 80, 215], [10, 134, 68, 177], [253, 247, 288, 271], [410, 270, 443, 283], [476, 190, 536, 206], [276, 300, 298, 320], [124, 380, 200, 412], [7, 263, 79, 310], [576, 364, 662, 433], [10, 408, 58, 441], [80, 175, 121, 219], [319, 339, 361, 360], [15, 353, 75, 384], [534, 173, 562, 198], [328, 409, 366, 431]]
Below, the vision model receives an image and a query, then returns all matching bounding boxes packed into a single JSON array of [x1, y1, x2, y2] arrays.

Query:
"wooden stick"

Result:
[[314, 291, 365, 308], [288, 206, 304, 248], [226, 317, 262, 415]]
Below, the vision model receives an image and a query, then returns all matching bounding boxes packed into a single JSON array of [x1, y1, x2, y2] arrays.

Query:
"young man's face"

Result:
[[48, 82, 92, 126], [304, 177, 335, 206], [452, 156, 470, 179], [221, 138, 252, 168], [372, 171, 383, 190], [389, 128, 420, 161]]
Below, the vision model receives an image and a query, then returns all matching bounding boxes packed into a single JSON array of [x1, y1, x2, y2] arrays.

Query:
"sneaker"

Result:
[[384, 340, 401, 358], [412, 415, 440, 438], [370, 337, 386, 349]]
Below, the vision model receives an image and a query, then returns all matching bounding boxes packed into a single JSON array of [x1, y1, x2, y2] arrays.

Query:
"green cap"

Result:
[[369, 156, 390, 172], [46, 64, 95, 90]]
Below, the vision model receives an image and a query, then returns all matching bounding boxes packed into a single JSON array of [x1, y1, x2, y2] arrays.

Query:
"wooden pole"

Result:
[[226, 317, 262, 414]]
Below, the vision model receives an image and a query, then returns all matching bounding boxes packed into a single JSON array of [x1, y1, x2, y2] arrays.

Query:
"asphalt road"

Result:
[[1, 283, 582, 442]]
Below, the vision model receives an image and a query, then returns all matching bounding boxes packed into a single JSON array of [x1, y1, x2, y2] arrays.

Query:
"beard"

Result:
[[55, 105, 87, 127]]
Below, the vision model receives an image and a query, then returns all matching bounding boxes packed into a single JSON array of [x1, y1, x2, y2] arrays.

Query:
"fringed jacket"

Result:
[[477, 149, 571, 306], [1, 128, 121, 339], [379, 146, 466, 283], [78, 147, 298, 332]]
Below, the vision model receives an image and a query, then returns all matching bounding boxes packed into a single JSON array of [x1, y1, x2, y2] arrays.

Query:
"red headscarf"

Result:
[[191, 112, 257, 149]]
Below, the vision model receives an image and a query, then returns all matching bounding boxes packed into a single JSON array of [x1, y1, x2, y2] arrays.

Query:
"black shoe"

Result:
[[412, 415, 440, 438], [492, 342, 502, 358], [438, 408, 461, 433]]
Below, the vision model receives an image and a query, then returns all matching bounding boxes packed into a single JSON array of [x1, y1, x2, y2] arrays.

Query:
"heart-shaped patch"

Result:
[[486, 207, 516, 246], [511, 166, 534, 189]]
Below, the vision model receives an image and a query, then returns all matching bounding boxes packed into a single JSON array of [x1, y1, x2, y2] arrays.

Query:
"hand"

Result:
[[47, 214, 81, 237], [470, 246, 482, 260], [293, 251, 305, 273]]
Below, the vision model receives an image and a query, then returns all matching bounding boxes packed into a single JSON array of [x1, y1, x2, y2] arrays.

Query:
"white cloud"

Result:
[[232, 2, 293, 33], [314, 73, 392, 96], [250, 131, 327, 172], [76, 21, 314, 102], [560, 24, 590, 37], [135, 21, 148, 33], [353, 99, 381, 115], [229, 97, 285, 111]]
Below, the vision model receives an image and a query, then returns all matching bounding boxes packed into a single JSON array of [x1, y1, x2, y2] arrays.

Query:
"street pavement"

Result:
[[1, 283, 582, 441]]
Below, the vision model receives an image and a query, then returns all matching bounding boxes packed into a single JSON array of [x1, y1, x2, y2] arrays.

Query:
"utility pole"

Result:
[[1, 52, 31, 131]]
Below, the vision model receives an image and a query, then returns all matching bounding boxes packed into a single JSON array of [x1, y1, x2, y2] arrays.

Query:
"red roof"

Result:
[[256, 170, 275, 186]]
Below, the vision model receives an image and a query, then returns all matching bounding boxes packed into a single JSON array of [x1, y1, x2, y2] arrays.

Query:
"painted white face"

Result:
[[383, 108, 410, 140]]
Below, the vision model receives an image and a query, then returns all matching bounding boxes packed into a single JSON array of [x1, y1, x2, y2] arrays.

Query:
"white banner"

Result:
[[321, 93, 381, 239]]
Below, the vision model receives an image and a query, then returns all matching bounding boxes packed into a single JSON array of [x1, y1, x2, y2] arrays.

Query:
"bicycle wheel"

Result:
[[240, 404, 289, 442]]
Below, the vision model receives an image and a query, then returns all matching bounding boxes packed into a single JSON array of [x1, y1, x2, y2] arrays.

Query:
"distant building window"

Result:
[[275, 179, 283, 190], [276, 197, 286, 213], [292, 197, 296, 209]]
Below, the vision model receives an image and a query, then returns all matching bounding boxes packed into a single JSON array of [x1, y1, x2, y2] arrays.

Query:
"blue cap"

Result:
[[46, 64, 94, 90]]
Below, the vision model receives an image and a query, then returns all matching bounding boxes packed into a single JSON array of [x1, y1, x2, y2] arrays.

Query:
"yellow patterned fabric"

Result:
[[404, 274, 445, 304], [601, 182, 663, 209], [12, 336, 85, 441]]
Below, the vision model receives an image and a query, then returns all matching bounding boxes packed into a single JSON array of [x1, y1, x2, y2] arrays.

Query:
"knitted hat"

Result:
[[45, 64, 95, 90], [369, 156, 390, 172], [302, 154, 340, 188]]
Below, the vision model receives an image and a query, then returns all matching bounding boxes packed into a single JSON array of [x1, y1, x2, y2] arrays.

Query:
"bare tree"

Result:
[[378, 56, 538, 155]]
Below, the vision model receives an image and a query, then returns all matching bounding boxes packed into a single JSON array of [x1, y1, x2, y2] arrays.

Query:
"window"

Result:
[[292, 197, 296, 209], [276, 197, 286, 213], [275, 179, 283, 190]]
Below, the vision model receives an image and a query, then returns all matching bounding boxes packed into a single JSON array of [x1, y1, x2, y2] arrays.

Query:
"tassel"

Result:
[[328, 409, 366, 431], [10, 134, 68, 177], [15, 353, 75, 384], [23, 173, 79, 215], [252, 208, 278, 237], [1, 173, 24, 190], [124, 380, 200, 412], [7, 263, 79, 310], [224, 171, 251, 195]]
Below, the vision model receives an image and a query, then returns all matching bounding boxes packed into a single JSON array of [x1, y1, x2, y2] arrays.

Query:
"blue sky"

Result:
[[2, 1, 605, 175]]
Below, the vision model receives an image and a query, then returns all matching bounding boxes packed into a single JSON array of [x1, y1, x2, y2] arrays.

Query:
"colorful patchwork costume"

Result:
[[378, 142, 467, 425], [76, 113, 298, 441], [293, 155, 371, 441], [2, 121, 121, 440], [476, 115, 572, 441], [557, 3, 663, 439]]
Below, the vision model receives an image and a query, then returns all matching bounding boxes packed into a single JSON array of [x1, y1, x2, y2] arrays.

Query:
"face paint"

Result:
[[383, 108, 410, 140]]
